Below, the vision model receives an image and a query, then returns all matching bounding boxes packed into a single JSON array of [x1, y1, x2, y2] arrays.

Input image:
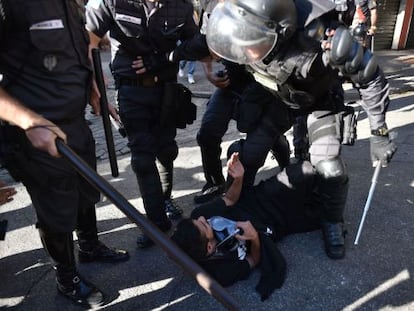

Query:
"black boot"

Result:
[[76, 204, 129, 263], [157, 160, 183, 220], [193, 182, 226, 204], [136, 219, 172, 249], [164, 198, 183, 220], [78, 240, 130, 263], [195, 136, 226, 204], [39, 229, 105, 307], [322, 222, 346, 259]]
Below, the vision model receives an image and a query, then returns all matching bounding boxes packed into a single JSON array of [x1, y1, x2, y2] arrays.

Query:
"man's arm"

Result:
[[0, 87, 66, 157], [368, 7, 377, 35], [0, 180, 16, 205], [222, 153, 244, 206]]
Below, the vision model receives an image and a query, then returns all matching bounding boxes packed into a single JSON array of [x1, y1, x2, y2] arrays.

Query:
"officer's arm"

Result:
[[222, 153, 244, 206], [0, 87, 66, 157], [324, 27, 397, 165], [324, 26, 388, 129]]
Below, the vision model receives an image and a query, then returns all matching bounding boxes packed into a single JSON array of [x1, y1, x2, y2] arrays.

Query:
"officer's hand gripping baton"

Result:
[[91, 48, 119, 177], [55, 139, 239, 310], [354, 161, 382, 245]]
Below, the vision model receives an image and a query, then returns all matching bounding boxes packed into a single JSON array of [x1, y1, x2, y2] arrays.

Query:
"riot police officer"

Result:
[[0, 0, 129, 307], [194, 0, 291, 204], [86, 0, 208, 248], [206, 0, 397, 259]]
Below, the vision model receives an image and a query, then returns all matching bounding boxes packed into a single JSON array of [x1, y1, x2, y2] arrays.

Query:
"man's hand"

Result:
[[132, 54, 169, 74], [90, 79, 101, 116], [367, 26, 376, 36], [0, 180, 17, 205], [235, 221, 258, 242], [227, 152, 244, 180], [25, 119, 67, 158], [236, 220, 260, 268], [132, 56, 146, 75], [202, 61, 230, 88], [370, 135, 397, 167]]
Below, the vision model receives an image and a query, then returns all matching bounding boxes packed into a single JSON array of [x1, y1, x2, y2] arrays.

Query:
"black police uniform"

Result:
[[86, 0, 201, 243], [196, 62, 292, 202], [0, 0, 128, 306]]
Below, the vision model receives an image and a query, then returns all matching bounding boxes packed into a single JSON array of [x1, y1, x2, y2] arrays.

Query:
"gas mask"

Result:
[[208, 216, 243, 253]]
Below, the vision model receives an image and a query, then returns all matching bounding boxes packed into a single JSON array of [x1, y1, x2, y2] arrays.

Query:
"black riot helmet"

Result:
[[206, 0, 297, 64]]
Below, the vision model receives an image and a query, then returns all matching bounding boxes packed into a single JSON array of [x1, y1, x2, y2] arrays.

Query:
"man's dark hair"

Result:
[[171, 218, 208, 261]]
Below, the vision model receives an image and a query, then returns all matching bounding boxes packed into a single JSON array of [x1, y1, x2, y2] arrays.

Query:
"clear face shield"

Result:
[[206, 1, 278, 65]]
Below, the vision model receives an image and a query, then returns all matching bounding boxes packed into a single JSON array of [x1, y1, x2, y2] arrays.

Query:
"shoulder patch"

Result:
[[0, 0, 7, 22], [86, 0, 103, 10]]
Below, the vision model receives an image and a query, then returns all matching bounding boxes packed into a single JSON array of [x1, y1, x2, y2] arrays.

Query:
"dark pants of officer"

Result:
[[292, 115, 309, 158], [5, 117, 100, 283], [198, 88, 292, 188], [117, 84, 177, 229]]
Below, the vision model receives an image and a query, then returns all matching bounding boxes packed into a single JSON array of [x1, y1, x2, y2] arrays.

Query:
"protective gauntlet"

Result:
[[370, 135, 397, 166]]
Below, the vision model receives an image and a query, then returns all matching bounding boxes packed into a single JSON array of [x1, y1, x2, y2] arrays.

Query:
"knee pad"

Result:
[[157, 143, 178, 164], [227, 139, 245, 160], [131, 153, 154, 175], [315, 157, 347, 180]]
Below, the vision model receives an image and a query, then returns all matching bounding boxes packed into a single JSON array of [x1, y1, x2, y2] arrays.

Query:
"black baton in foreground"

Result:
[[91, 48, 119, 177], [56, 139, 239, 310]]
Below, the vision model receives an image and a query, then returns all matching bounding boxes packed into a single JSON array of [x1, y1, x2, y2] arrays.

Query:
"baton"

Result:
[[354, 161, 382, 245], [91, 48, 119, 177], [55, 139, 239, 310]]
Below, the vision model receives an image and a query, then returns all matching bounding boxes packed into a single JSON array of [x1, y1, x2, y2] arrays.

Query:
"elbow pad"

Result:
[[328, 26, 378, 85]]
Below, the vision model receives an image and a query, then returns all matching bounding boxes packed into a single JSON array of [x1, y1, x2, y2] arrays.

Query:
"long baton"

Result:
[[354, 161, 382, 245], [91, 48, 119, 177], [55, 139, 239, 310]]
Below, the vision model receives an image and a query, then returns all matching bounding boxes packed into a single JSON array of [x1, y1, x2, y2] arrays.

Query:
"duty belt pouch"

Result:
[[336, 105, 358, 145], [161, 82, 196, 129]]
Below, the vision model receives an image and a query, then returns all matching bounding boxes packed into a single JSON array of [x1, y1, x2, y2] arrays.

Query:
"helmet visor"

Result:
[[206, 2, 278, 64]]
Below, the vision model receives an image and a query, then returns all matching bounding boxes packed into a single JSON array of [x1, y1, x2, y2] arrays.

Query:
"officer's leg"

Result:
[[118, 85, 171, 248], [308, 111, 348, 259], [292, 115, 310, 161], [21, 144, 105, 307], [270, 134, 291, 170], [195, 88, 235, 203], [240, 98, 292, 186], [38, 225, 104, 307], [157, 126, 182, 220], [70, 121, 128, 263]]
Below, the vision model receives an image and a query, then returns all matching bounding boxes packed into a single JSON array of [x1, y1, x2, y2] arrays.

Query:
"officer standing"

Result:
[[0, 0, 129, 307], [86, 0, 206, 248], [206, 0, 396, 260]]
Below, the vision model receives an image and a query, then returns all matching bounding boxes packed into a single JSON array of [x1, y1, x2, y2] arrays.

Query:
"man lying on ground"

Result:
[[172, 152, 327, 300]]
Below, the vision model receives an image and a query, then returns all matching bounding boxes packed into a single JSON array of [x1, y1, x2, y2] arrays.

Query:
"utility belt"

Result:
[[336, 104, 359, 146], [115, 75, 161, 88]]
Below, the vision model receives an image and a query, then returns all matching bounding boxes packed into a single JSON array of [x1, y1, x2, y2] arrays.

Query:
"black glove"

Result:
[[142, 53, 169, 73], [370, 135, 397, 166]]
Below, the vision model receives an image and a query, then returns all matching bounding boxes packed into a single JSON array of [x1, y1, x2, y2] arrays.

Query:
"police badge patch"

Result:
[[43, 55, 58, 71]]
